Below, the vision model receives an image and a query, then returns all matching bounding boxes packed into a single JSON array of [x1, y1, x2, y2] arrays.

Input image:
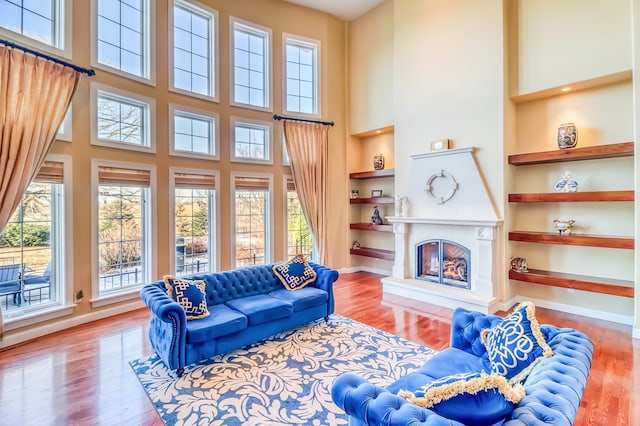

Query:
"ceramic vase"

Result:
[[557, 123, 578, 149]]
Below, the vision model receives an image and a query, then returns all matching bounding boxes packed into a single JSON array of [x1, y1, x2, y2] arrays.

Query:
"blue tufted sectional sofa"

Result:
[[332, 306, 594, 426], [140, 262, 339, 376]]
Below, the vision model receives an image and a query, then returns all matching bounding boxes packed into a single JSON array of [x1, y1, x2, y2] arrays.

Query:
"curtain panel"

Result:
[[0, 46, 82, 337]]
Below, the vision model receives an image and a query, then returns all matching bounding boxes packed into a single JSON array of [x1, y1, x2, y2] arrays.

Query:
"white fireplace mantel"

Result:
[[387, 216, 502, 228]]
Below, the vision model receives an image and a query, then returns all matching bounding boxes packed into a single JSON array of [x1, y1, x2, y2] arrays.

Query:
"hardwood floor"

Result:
[[0, 271, 638, 425]]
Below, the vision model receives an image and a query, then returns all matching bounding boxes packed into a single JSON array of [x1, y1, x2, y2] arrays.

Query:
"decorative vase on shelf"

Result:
[[557, 123, 577, 149], [554, 170, 579, 192], [373, 154, 385, 170]]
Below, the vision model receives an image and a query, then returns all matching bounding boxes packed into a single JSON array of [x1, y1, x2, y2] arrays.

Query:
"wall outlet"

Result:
[[74, 290, 84, 302]]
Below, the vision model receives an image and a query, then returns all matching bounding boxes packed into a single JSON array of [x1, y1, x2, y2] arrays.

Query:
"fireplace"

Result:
[[416, 239, 470, 289]]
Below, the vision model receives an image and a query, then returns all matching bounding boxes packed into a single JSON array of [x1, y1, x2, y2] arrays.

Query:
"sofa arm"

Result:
[[449, 307, 502, 357], [309, 262, 339, 315], [140, 283, 187, 373], [331, 373, 464, 426]]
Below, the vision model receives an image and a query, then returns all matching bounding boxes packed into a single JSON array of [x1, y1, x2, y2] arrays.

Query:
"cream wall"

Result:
[[2, 0, 348, 346]]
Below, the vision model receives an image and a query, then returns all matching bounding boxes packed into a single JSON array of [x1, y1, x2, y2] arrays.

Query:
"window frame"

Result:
[[90, 82, 156, 153], [230, 116, 273, 165], [90, 0, 156, 85], [282, 33, 320, 117], [169, 0, 219, 102], [169, 167, 220, 275], [230, 172, 273, 268], [283, 175, 314, 262], [169, 103, 219, 160], [90, 159, 156, 307], [0, 0, 72, 58], [229, 16, 272, 112], [56, 104, 72, 142]]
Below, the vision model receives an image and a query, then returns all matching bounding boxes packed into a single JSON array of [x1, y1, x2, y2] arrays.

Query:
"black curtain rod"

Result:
[[0, 38, 95, 76], [273, 114, 334, 127]]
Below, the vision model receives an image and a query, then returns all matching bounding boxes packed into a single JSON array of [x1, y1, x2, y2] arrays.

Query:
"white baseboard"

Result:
[[633, 327, 640, 339], [338, 266, 391, 276]]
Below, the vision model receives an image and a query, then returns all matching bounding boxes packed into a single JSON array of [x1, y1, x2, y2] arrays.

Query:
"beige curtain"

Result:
[[0, 46, 81, 337], [283, 120, 330, 264]]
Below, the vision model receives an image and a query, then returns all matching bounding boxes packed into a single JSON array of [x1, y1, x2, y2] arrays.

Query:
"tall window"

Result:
[[233, 175, 271, 267], [173, 171, 217, 276], [91, 84, 155, 152], [231, 18, 271, 110], [95, 0, 151, 80], [0, 0, 66, 50], [286, 178, 313, 260], [284, 35, 319, 115], [0, 161, 64, 313], [231, 117, 271, 163], [170, 105, 217, 159], [172, 0, 216, 99], [96, 165, 152, 296]]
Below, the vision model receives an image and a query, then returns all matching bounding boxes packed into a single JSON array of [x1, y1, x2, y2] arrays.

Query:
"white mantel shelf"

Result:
[[386, 216, 503, 227]]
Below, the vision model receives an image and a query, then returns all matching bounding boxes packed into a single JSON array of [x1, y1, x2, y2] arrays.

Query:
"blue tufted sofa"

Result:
[[332, 307, 594, 426], [140, 262, 339, 375]]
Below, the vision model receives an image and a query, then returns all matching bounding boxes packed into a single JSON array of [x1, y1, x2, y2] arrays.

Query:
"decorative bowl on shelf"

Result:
[[553, 219, 575, 235]]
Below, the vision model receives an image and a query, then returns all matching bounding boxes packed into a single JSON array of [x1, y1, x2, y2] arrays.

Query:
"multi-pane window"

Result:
[[92, 84, 155, 152], [0, 0, 63, 48], [0, 161, 65, 313], [233, 175, 271, 267], [286, 178, 313, 260], [231, 18, 270, 109], [284, 35, 319, 115], [174, 172, 216, 276], [97, 165, 152, 295], [231, 118, 271, 163], [172, 0, 216, 98], [170, 105, 217, 158], [96, 0, 150, 79]]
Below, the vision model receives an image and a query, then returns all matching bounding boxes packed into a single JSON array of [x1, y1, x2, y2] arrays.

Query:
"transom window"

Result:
[[285, 178, 313, 260], [170, 105, 217, 159], [231, 18, 271, 110], [95, 0, 151, 80], [284, 35, 319, 115], [233, 175, 271, 267], [172, 0, 216, 99], [231, 118, 271, 163], [0, 0, 64, 49]]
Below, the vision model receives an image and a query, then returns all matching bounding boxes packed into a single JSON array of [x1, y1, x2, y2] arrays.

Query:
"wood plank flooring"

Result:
[[0, 271, 638, 425]]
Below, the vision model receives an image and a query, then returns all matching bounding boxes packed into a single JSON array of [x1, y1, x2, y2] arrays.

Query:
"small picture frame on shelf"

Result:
[[371, 189, 383, 198], [350, 189, 359, 199]]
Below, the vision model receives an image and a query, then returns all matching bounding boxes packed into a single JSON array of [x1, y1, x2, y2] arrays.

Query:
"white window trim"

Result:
[[90, 0, 156, 86], [0, 0, 72, 59], [169, 167, 220, 274], [230, 172, 273, 266], [229, 16, 272, 112], [90, 159, 157, 307], [90, 82, 157, 153], [168, 0, 219, 102], [230, 116, 273, 165], [282, 175, 316, 262], [282, 32, 321, 118], [56, 104, 72, 142], [169, 103, 219, 160]]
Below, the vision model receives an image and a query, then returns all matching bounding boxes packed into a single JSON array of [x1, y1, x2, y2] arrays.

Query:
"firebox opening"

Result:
[[416, 239, 470, 289]]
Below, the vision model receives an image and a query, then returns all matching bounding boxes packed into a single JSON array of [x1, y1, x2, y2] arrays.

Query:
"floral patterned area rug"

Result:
[[130, 314, 436, 426]]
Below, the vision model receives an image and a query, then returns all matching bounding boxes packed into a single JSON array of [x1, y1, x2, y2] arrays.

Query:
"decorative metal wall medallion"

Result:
[[425, 170, 459, 204]]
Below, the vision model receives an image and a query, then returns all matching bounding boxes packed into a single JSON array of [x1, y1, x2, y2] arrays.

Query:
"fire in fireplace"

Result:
[[416, 239, 470, 289]]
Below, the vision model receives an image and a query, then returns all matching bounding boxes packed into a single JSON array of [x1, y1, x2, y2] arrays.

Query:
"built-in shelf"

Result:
[[508, 141, 634, 165], [349, 169, 395, 179], [350, 197, 395, 205], [350, 247, 395, 260], [508, 191, 634, 202], [509, 231, 634, 249], [509, 269, 634, 298], [350, 223, 393, 232]]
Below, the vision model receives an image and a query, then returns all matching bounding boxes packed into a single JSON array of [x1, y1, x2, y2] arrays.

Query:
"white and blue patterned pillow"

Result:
[[481, 301, 552, 384], [273, 255, 317, 291], [164, 275, 210, 320]]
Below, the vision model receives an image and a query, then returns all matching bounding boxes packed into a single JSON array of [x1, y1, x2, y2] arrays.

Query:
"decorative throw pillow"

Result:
[[481, 301, 552, 384], [164, 275, 210, 320], [273, 255, 317, 291], [399, 371, 525, 426]]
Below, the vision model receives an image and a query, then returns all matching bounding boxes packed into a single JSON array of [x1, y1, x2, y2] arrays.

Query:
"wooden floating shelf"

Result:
[[508, 190, 634, 202], [350, 197, 395, 205], [508, 142, 634, 165], [350, 223, 393, 232], [509, 231, 634, 249], [509, 269, 634, 298], [350, 247, 395, 260], [349, 169, 395, 179]]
